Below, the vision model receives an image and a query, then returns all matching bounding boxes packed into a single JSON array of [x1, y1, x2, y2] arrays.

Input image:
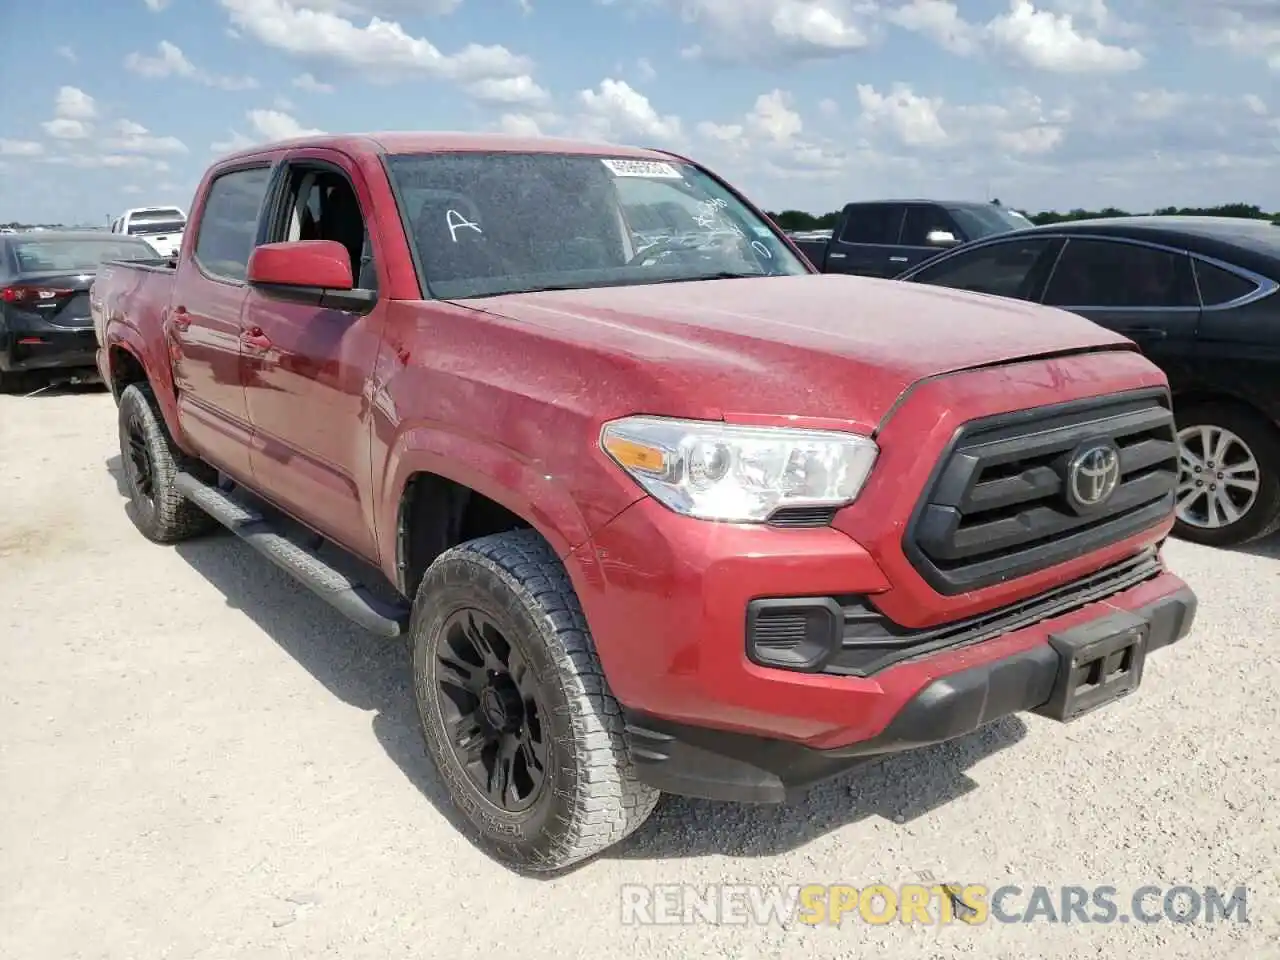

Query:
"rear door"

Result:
[[168, 162, 274, 481], [1039, 237, 1200, 359], [893, 203, 965, 275], [823, 203, 905, 277]]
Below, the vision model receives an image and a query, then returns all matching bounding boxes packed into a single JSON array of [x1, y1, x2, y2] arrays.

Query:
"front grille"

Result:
[[903, 388, 1177, 595]]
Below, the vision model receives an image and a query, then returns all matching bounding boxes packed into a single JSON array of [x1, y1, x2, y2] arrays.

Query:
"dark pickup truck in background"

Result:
[[794, 199, 1034, 277]]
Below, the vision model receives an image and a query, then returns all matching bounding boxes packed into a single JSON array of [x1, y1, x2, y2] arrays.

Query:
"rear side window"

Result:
[[838, 204, 902, 245], [907, 237, 1056, 300], [194, 167, 272, 281], [1193, 259, 1258, 306], [1043, 239, 1197, 309]]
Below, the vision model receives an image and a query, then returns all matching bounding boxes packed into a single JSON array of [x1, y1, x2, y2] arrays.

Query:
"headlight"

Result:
[[600, 415, 878, 522]]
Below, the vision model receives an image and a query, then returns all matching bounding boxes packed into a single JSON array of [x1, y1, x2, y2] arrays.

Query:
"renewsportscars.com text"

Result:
[[619, 883, 1250, 927]]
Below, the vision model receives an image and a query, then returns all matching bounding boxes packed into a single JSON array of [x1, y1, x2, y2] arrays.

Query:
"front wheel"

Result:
[[1173, 401, 1280, 547], [411, 529, 659, 873]]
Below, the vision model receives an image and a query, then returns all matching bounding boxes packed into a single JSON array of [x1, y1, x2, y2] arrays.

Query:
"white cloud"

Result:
[[248, 109, 326, 139], [576, 78, 682, 142], [54, 86, 95, 120], [886, 0, 1143, 72], [988, 0, 1143, 71], [41, 119, 91, 140], [102, 119, 189, 154], [143, 0, 171, 9], [464, 75, 550, 105], [0, 139, 44, 157], [498, 113, 544, 136], [124, 41, 258, 89], [857, 83, 949, 146], [219, 0, 531, 83], [746, 90, 803, 145], [635, 57, 656, 81], [56, 45, 76, 62], [292, 72, 334, 92]]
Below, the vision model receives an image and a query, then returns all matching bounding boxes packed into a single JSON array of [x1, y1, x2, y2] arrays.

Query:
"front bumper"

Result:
[[622, 582, 1195, 802]]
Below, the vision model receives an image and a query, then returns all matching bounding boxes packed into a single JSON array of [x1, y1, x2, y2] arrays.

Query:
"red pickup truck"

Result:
[[93, 132, 1197, 872]]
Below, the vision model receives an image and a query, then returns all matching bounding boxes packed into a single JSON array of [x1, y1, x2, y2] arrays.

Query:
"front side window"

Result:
[[385, 152, 809, 299], [194, 167, 272, 281], [907, 237, 1057, 300], [946, 205, 1029, 240], [11, 237, 159, 272], [279, 167, 376, 290], [901, 206, 960, 246], [1043, 238, 1197, 308]]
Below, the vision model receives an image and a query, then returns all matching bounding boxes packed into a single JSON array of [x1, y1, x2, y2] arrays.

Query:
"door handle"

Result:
[[1120, 326, 1167, 339], [828, 252, 846, 259], [889, 256, 909, 262], [241, 327, 272, 350], [171, 306, 190, 331]]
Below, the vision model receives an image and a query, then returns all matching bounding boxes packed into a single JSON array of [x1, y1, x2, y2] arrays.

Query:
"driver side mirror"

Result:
[[246, 240, 376, 312], [925, 229, 959, 248]]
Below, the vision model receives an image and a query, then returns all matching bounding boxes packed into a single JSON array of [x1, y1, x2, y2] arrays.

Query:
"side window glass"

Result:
[[1043, 239, 1197, 308], [1193, 259, 1258, 307], [838, 205, 901, 245], [281, 168, 376, 291], [910, 238, 1054, 299], [901, 206, 958, 246], [194, 167, 272, 281]]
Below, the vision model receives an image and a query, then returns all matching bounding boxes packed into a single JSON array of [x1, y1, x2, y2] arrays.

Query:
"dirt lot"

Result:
[[2, 386, 1278, 959]]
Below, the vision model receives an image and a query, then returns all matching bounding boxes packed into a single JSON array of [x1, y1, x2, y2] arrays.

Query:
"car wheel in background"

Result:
[[1173, 400, 1280, 547]]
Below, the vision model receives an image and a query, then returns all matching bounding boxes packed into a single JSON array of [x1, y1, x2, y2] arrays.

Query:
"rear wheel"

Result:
[[1173, 401, 1280, 547], [117, 384, 217, 543], [411, 529, 658, 873]]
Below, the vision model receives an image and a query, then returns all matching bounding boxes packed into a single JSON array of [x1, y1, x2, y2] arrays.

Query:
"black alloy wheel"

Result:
[[435, 608, 550, 812]]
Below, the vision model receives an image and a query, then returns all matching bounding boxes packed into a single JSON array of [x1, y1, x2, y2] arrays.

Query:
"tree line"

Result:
[[764, 202, 1280, 232]]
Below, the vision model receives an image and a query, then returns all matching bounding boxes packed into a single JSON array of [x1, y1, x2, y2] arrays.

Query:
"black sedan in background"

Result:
[[898, 216, 1280, 548], [0, 231, 159, 391]]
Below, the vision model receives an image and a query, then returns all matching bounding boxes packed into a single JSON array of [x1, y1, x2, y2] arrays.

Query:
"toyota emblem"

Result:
[[1067, 441, 1121, 510]]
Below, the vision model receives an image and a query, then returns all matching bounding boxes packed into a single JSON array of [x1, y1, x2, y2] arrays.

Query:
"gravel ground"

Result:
[[2, 385, 1278, 960]]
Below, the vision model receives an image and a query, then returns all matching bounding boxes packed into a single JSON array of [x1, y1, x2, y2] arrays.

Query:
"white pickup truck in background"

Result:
[[109, 206, 187, 258]]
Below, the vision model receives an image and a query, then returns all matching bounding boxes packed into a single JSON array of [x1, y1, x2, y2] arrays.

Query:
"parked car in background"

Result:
[[793, 199, 1031, 277], [110, 206, 187, 258], [94, 132, 1195, 871], [0, 230, 159, 390], [898, 215, 1280, 547]]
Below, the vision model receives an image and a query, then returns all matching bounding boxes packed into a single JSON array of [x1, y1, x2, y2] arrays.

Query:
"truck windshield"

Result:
[[127, 218, 186, 236], [12, 237, 160, 272], [385, 151, 809, 299], [946, 205, 1030, 240]]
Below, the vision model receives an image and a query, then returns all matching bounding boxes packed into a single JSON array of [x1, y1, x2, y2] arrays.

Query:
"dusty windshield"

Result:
[[385, 151, 809, 299]]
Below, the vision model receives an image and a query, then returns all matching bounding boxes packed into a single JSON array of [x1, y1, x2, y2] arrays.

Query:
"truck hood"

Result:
[[455, 274, 1134, 432]]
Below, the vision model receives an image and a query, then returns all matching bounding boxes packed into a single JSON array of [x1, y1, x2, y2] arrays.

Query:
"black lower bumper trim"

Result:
[[624, 585, 1196, 803]]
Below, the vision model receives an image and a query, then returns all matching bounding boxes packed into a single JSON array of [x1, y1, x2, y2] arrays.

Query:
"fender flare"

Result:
[[103, 326, 187, 450], [380, 423, 598, 570]]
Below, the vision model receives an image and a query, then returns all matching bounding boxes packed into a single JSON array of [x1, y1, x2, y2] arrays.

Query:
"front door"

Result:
[[893, 204, 964, 276], [240, 152, 386, 560], [1039, 237, 1201, 362], [169, 163, 273, 481]]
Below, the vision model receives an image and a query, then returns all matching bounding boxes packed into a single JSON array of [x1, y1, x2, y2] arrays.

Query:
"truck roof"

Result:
[[213, 131, 682, 165]]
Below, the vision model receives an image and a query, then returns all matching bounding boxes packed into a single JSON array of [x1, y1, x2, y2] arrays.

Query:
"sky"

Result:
[[2, 0, 1278, 225]]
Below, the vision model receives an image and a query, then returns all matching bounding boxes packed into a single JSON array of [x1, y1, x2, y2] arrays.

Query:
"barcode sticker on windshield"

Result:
[[601, 158, 682, 178]]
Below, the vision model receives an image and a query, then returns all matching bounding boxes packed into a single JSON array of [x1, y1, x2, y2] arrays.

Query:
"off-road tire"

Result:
[[117, 383, 217, 543], [411, 528, 659, 873], [1173, 400, 1280, 547]]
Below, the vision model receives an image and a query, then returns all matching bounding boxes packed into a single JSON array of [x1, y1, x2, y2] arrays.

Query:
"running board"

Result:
[[175, 472, 411, 638]]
